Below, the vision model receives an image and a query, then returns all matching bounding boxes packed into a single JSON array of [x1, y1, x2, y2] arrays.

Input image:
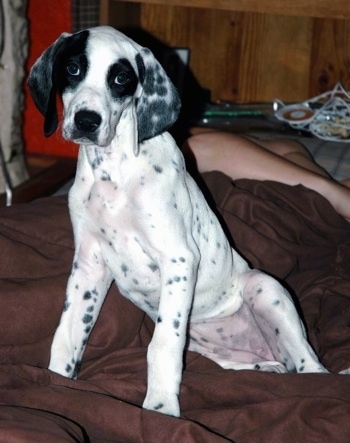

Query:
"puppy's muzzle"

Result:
[[74, 110, 102, 135]]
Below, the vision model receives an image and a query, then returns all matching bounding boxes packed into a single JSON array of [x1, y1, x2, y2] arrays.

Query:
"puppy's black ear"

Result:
[[28, 30, 89, 137], [135, 48, 181, 143], [28, 33, 70, 137]]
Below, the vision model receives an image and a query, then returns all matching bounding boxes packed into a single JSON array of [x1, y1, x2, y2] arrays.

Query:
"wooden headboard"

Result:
[[100, 0, 350, 103]]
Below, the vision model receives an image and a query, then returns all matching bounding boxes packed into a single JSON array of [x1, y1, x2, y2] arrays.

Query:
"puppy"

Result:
[[28, 26, 331, 417]]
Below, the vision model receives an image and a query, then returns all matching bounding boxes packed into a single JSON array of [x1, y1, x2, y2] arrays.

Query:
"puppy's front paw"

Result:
[[143, 391, 180, 417]]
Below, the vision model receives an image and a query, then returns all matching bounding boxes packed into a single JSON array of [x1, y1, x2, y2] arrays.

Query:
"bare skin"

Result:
[[183, 131, 350, 222]]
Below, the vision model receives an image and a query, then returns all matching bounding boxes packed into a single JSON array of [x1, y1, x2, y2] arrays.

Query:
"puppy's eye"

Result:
[[66, 63, 80, 76], [115, 72, 129, 85]]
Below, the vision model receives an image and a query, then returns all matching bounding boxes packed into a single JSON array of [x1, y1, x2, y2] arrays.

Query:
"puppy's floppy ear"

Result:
[[28, 33, 71, 137], [135, 47, 181, 143], [28, 30, 89, 137]]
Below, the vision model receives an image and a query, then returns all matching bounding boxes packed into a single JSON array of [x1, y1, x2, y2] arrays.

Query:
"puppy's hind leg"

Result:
[[241, 270, 328, 374]]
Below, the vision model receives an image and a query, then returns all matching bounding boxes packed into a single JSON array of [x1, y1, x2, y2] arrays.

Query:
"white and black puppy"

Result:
[[28, 26, 335, 417]]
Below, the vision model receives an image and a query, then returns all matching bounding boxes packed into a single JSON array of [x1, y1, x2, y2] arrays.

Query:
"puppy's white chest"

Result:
[[83, 179, 162, 315]]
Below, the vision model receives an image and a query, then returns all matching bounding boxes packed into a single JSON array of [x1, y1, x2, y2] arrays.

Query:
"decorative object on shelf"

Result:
[[274, 82, 350, 142]]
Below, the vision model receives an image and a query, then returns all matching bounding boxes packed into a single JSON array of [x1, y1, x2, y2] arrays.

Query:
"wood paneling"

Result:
[[101, 1, 350, 103], [113, 0, 350, 20]]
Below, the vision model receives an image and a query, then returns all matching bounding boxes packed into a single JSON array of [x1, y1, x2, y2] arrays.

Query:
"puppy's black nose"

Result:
[[75, 110, 102, 133]]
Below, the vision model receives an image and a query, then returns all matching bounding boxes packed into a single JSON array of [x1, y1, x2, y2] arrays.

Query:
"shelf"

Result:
[[103, 0, 350, 19], [0, 155, 76, 206]]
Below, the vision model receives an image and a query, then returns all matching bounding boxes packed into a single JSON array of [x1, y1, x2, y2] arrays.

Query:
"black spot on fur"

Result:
[[173, 319, 180, 329], [154, 403, 164, 410], [148, 262, 159, 272], [153, 165, 163, 173], [82, 314, 93, 324], [83, 291, 91, 300]]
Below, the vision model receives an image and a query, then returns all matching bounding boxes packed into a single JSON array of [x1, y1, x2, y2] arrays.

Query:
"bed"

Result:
[[0, 166, 350, 442]]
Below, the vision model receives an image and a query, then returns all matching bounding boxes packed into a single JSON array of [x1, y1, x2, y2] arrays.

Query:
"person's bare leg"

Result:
[[183, 131, 350, 222]]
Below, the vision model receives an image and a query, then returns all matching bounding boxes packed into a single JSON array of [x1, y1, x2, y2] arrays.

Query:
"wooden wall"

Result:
[[105, 2, 350, 103]]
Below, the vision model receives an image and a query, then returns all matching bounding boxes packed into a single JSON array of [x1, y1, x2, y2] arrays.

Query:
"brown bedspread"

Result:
[[0, 172, 350, 442]]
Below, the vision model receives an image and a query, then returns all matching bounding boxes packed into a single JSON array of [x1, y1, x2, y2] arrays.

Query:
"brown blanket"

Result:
[[1, 172, 350, 442]]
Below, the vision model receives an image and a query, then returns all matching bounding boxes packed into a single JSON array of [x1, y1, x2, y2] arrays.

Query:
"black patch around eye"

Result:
[[56, 31, 90, 93], [107, 58, 138, 100]]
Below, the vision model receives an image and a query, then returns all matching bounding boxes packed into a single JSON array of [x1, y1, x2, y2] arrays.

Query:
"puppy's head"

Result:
[[28, 26, 181, 147]]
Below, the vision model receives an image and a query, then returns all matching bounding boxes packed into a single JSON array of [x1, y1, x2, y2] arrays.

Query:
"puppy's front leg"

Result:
[[49, 239, 113, 379], [142, 250, 198, 417]]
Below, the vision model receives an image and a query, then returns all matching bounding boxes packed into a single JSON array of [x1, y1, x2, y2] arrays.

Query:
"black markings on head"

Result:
[[56, 32, 89, 91], [107, 58, 138, 101]]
